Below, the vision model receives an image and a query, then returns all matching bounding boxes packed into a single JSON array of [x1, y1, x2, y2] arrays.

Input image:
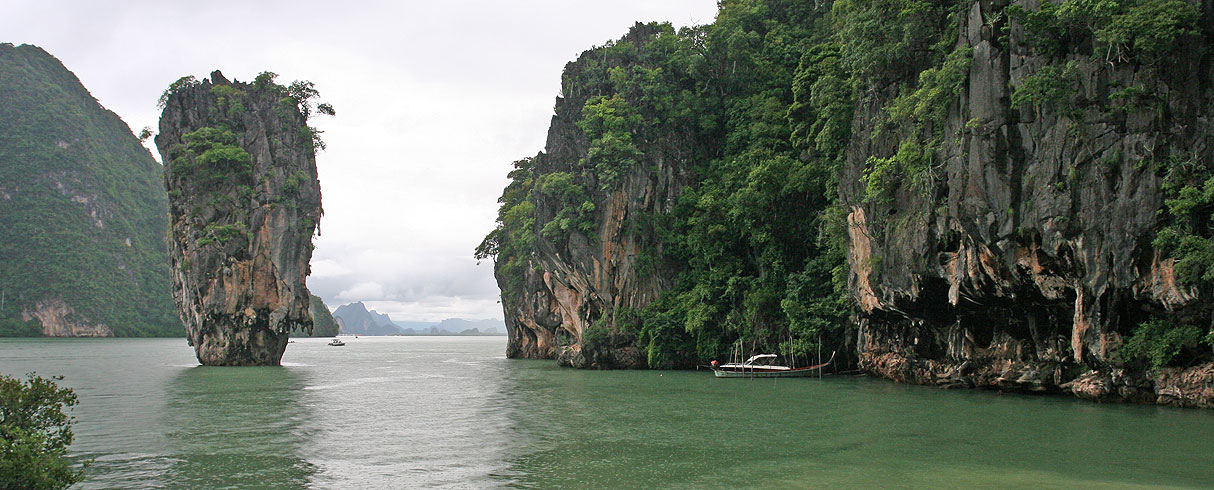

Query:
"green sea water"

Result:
[[0, 337, 1210, 488]]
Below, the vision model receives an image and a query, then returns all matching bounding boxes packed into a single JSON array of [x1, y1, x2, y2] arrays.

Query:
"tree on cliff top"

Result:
[[0, 373, 86, 490]]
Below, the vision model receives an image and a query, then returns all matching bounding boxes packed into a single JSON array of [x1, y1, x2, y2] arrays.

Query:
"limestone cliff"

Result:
[[841, 0, 1214, 407], [486, 0, 1214, 408], [485, 9, 853, 371], [156, 70, 323, 366], [492, 24, 693, 368]]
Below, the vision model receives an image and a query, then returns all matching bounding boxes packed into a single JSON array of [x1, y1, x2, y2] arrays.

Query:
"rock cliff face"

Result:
[[22, 299, 115, 337], [488, 1, 1214, 407], [495, 25, 692, 368], [841, 1, 1214, 407], [156, 71, 322, 366]]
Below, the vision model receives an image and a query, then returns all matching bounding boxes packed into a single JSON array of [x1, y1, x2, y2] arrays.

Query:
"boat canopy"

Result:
[[745, 354, 777, 364]]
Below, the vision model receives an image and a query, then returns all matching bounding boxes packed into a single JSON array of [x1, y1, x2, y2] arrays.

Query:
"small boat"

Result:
[[327, 338, 345, 347], [710, 351, 835, 378]]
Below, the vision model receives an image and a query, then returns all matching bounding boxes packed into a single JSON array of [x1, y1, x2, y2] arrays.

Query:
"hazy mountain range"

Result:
[[331, 302, 504, 336]]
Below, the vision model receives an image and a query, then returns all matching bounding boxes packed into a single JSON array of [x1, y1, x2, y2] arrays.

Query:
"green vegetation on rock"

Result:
[[476, 157, 536, 304], [483, 2, 851, 367], [1009, 0, 1200, 62], [484, 0, 1214, 378], [1117, 318, 1210, 370], [0, 43, 176, 337]]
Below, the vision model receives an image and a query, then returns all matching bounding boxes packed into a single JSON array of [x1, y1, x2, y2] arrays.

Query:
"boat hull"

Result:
[[712, 367, 822, 378], [710, 352, 835, 378]]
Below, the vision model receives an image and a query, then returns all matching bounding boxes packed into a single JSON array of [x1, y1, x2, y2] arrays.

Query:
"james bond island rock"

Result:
[[0, 43, 176, 337], [838, 0, 1214, 407], [156, 70, 330, 366]]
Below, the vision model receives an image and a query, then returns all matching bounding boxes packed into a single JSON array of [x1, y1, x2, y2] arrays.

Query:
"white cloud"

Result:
[[2, 0, 720, 322], [308, 258, 353, 279], [337, 282, 387, 303]]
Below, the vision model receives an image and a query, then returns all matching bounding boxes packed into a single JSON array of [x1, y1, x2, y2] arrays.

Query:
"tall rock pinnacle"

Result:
[[155, 70, 326, 366]]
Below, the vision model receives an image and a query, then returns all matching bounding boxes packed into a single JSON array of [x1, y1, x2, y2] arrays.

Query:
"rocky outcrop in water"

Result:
[[157, 70, 323, 366], [842, 1, 1214, 407], [486, 1, 1214, 407], [490, 25, 692, 369]]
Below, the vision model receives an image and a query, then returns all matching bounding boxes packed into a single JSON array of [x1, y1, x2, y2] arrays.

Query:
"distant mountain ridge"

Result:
[[330, 302, 504, 336], [331, 302, 401, 336], [427, 318, 505, 335]]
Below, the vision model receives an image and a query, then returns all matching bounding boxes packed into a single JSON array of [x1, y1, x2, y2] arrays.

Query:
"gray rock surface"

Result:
[[842, 1, 1214, 406], [156, 70, 322, 366]]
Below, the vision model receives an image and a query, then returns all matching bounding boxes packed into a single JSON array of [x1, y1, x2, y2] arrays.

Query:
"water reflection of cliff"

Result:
[[162, 366, 316, 489]]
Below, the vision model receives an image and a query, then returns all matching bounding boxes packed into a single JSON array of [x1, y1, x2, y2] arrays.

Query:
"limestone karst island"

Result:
[[2, 1, 1213, 488], [158, 71, 325, 366]]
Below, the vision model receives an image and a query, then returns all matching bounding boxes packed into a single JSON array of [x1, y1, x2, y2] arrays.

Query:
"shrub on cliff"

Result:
[[1118, 319, 1212, 370], [0, 373, 85, 490]]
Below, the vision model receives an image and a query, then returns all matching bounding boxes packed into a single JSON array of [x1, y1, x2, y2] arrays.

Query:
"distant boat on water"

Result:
[[710, 352, 834, 378], [328, 338, 346, 347]]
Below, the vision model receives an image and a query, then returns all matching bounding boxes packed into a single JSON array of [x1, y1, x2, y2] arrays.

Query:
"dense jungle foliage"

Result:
[[483, 0, 1214, 371], [0, 43, 176, 336]]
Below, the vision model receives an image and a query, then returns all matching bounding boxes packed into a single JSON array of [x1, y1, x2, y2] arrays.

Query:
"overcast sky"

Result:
[[3, 1, 719, 322]]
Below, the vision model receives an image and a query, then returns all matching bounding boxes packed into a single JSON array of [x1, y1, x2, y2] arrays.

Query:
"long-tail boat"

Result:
[[710, 351, 834, 378]]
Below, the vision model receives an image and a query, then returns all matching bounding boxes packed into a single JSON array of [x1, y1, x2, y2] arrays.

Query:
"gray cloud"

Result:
[[2, 0, 718, 321]]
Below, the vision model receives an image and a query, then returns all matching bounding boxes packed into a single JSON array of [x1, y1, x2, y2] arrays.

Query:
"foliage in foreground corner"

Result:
[[0, 373, 86, 490]]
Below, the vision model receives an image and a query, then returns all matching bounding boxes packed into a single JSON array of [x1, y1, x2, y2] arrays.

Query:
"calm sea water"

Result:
[[1, 337, 1212, 489]]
